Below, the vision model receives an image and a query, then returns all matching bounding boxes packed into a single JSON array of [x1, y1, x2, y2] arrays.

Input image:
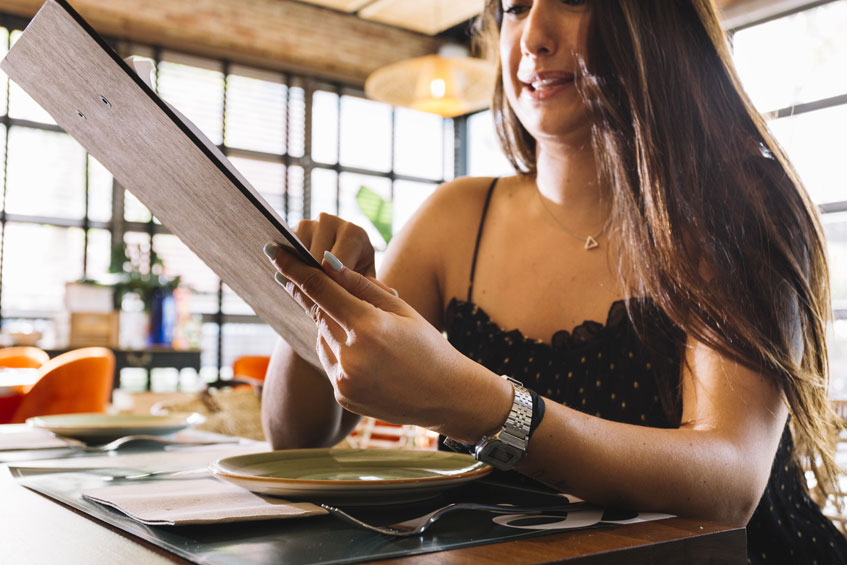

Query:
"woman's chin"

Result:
[[514, 104, 591, 145], [526, 120, 593, 148]]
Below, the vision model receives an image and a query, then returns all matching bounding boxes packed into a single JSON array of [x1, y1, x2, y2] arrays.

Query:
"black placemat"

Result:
[[14, 469, 663, 565]]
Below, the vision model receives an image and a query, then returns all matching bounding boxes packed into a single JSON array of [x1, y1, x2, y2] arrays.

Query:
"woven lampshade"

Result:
[[365, 46, 496, 118]]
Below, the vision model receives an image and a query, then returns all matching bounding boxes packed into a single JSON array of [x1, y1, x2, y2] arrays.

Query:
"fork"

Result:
[[320, 501, 581, 537], [99, 467, 210, 481], [56, 434, 239, 452]]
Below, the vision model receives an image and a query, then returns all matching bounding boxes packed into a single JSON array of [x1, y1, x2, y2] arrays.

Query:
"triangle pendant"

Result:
[[584, 236, 599, 250]]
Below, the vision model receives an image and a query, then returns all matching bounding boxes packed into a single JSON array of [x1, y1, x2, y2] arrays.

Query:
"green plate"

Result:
[[210, 449, 492, 505], [27, 413, 205, 442]]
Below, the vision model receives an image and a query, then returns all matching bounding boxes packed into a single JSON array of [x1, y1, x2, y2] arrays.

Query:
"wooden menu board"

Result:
[[0, 0, 323, 371]]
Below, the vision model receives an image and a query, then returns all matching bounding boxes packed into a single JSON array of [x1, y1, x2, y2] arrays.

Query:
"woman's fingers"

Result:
[[294, 219, 316, 249], [273, 272, 319, 321], [297, 214, 375, 279], [367, 276, 399, 298], [329, 222, 376, 278], [320, 251, 403, 311], [269, 244, 376, 332], [308, 215, 339, 264]]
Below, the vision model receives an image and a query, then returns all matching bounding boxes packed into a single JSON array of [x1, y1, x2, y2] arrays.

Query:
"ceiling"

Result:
[[297, 0, 752, 36], [0, 0, 801, 86], [297, 0, 485, 36]]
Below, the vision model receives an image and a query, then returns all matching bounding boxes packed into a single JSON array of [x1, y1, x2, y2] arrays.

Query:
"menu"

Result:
[[0, 0, 322, 371]]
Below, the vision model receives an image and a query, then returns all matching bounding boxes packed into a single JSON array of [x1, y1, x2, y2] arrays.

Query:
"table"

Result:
[[0, 450, 746, 564], [0, 367, 39, 396], [46, 348, 202, 391]]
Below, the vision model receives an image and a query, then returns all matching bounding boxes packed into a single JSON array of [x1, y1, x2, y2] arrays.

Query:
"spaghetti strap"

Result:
[[467, 178, 499, 302]]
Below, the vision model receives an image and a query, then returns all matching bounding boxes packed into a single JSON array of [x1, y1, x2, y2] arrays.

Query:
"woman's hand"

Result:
[[294, 213, 376, 279], [265, 244, 513, 441], [267, 213, 380, 326]]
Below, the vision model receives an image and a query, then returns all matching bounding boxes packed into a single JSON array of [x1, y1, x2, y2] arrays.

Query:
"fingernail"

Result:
[[263, 242, 280, 260], [323, 251, 344, 272], [274, 272, 286, 287], [391, 288, 399, 297]]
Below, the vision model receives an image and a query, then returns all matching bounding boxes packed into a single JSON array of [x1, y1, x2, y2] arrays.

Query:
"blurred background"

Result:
[[0, 0, 843, 400]]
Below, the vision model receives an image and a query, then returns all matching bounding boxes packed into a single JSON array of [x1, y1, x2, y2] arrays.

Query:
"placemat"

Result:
[[14, 468, 671, 565]]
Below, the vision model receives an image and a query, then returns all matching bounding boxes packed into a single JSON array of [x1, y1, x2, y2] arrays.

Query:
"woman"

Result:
[[262, 0, 847, 561]]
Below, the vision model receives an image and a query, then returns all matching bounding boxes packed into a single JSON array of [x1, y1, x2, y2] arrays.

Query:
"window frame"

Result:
[[0, 12, 462, 383], [727, 0, 847, 323]]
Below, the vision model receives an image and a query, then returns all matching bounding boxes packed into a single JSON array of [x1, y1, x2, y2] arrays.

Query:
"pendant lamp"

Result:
[[364, 44, 496, 118]]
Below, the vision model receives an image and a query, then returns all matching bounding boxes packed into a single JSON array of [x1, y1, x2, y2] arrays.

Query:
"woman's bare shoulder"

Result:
[[387, 176, 503, 254], [381, 176, 514, 323], [414, 176, 514, 226]]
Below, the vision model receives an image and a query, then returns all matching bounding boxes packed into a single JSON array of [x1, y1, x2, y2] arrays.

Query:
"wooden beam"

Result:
[[0, 0, 443, 85], [717, 0, 751, 8], [719, 0, 828, 28], [0, 0, 808, 84]]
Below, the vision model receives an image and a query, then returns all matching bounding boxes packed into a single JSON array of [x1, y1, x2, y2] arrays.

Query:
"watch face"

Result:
[[477, 442, 524, 471]]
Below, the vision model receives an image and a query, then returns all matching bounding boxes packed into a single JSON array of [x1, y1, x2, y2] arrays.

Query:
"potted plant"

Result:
[[110, 242, 181, 347]]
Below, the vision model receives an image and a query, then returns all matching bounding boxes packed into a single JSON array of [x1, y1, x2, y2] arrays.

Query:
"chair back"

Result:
[[232, 356, 270, 382], [10, 347, 115, 423], [0, 346, 50, 369]]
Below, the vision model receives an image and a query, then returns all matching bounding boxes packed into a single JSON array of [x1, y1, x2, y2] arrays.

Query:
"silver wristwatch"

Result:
[[473, 375, 533, 471]]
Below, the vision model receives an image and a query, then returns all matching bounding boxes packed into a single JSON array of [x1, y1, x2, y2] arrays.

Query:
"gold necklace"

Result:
[[535, 188, 608, 251]]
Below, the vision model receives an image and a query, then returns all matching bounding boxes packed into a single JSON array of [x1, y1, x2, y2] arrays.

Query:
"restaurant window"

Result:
[[0, 14, 455, 387], [309, 86, 453, 270], [731, 0, 847, 394], [467, 110, 515, 178]]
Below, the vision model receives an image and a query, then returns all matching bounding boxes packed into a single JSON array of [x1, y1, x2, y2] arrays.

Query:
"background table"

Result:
[[46, 348, 202, 391]]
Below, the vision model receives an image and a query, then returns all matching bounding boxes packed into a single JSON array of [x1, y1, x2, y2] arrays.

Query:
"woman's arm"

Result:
[[269, 248, 788, 526], [261, 338, 360, 449], [520, 339, 787, 525]]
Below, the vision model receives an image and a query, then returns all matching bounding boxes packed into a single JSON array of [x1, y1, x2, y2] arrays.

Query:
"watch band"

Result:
[[443, 376, 534, 471], [487, 375, 533, 449]]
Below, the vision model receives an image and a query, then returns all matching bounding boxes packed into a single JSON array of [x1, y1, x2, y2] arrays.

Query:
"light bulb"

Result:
[[429, 77, 446, 99]]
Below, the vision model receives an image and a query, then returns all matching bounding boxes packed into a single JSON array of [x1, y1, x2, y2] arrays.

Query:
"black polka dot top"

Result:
[[442, 178, 847, 564]]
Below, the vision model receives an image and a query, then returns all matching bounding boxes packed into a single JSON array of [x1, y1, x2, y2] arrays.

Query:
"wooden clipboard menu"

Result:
[[0, 0, 323, 370]]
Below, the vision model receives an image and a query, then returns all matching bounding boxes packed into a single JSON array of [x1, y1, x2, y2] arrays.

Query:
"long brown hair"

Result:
[[478, 0, 838, 502]]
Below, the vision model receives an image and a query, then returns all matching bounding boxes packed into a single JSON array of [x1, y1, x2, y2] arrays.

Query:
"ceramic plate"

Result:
[[26, 413, 205, 442], [210, 449, 492, 505]]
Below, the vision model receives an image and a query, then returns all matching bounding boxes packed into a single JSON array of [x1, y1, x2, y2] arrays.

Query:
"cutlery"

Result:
[[56, 434, 240, 452], [99, 467, 210, 481], [320, 501, 583, 537]]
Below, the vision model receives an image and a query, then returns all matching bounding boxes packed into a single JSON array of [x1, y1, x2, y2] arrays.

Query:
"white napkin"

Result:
[[0, 428, 68, 451], [81, 478, 327, 525]]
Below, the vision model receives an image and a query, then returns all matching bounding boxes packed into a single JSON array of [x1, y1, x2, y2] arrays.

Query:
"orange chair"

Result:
[[232, 355, 270, 383], [0, 346, 50, 369], [8, 347, 115, 424]]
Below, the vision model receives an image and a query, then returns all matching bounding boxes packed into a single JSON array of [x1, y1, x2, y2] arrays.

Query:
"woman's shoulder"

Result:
[[381, 176, 515, 324], [388, 176, 499, 252], [419, 175, 516, 220], [431, 175, 498, 203]]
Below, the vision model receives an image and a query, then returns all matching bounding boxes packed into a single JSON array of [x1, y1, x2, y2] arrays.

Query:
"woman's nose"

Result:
[[520, 3, 557, 56]]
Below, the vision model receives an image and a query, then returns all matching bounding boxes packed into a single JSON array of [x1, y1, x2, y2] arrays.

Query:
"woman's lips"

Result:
[[519, 73, 575, 101]]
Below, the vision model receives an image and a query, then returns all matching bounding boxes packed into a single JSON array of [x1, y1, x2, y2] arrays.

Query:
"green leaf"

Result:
[[356, 185, 393, 245], [109, 242, 130, 274]]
